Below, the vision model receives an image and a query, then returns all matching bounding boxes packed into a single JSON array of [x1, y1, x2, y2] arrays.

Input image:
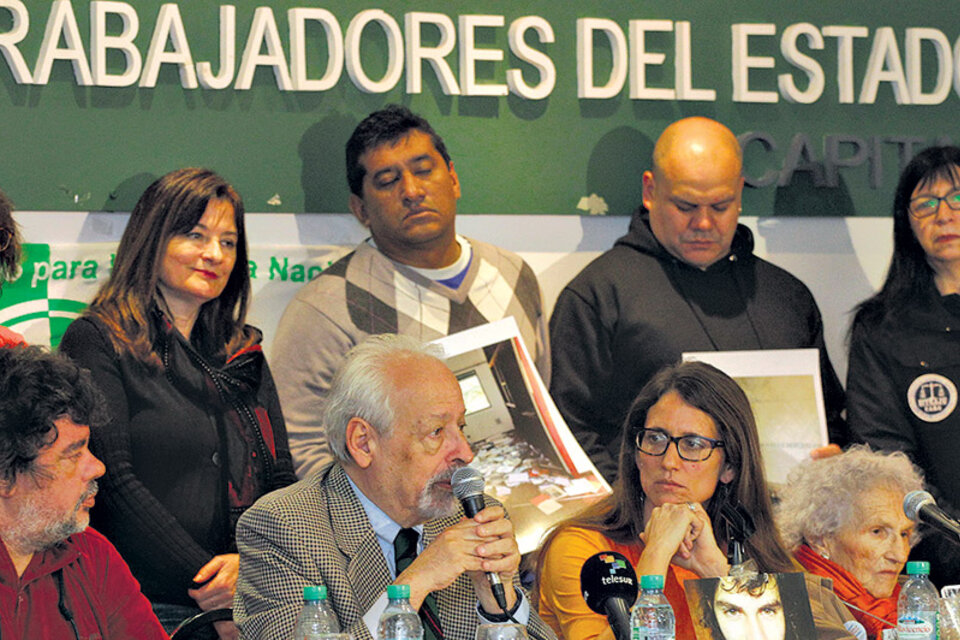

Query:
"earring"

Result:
[[820, 551, 830, 560]]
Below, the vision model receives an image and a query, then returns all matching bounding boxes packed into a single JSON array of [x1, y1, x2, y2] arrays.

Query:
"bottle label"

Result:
[[631, 627, 672, 639], [898, 612, 937, 639]]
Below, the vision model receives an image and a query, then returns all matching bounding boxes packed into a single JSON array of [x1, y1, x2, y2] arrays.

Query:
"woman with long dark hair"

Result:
[[536, 361, 795, 640], [59, 168, 296, 636], [847, 145, 960, 587]]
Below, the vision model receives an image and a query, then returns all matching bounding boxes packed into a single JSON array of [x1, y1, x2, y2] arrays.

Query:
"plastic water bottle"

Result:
[[898, 561, 939, 639], [377, 584, 423, 640], [292, 585, 339, 639], [630, 574, 675, 640]]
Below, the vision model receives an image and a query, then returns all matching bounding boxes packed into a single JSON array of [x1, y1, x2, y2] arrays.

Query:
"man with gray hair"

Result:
[[234, 334, 556, 640]]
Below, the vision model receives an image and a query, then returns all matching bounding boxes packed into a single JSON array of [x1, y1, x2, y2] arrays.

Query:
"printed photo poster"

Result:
[[685, 572, 816, 640], [682, 349, 828, 485], [432, 318, 611, 553]]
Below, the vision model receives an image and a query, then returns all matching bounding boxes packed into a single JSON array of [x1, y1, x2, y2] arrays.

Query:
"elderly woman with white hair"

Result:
[[776, 445, 924, 639]]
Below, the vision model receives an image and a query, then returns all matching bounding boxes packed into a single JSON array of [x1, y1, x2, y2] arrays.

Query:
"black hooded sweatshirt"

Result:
[[549, 212, 850, 482]]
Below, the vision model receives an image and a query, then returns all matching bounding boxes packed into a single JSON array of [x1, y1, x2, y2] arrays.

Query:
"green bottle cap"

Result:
[[906, 561, 931, 575], [387, 584, 411, 599], [303, 585, 327, 600], [640, 574, 665, 589]]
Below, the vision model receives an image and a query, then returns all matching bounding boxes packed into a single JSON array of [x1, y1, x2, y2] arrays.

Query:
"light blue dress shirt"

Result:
[[343, 473, 530, 636]]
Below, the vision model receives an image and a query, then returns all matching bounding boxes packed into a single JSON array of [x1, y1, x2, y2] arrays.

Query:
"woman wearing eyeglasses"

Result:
[[0, 188, 25, 347], [535, 361, 798, 640], [847, 145, 960, 588]]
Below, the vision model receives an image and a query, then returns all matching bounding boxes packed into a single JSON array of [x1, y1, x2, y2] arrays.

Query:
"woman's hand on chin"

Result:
[[669, 502, 730, 578], [637, 501, 705, 576], [639, 502, 729, 579]]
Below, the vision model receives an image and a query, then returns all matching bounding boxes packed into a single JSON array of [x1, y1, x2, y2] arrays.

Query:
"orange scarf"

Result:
[[794, 543, 899, 639]]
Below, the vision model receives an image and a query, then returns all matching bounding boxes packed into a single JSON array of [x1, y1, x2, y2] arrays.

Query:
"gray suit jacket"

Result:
[[234, 463, 556, 640]]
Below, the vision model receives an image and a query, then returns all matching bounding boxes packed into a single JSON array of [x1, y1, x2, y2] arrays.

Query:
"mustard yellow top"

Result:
[[537, 526, 698, 640]]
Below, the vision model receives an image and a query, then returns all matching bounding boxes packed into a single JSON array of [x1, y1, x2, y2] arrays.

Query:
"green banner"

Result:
[[0, 243, 103, 346], [0, 240, 350, 347], [2, 1, 958, 217]]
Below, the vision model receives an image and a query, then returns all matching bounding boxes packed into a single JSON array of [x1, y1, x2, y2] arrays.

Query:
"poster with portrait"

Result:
[[682, 349, 828, 485], [432, 318, 611, 553], [685, 572, 817, 640]]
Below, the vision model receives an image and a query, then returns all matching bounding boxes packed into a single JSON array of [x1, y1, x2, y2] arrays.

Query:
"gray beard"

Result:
[[416, 468, 460, 521], [9, 481, 96, 553]]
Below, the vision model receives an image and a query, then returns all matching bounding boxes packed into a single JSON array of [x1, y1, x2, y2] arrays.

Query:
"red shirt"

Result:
[[0, 528, 168, 640]]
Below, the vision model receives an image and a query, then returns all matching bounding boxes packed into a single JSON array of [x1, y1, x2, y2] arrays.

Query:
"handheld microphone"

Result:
[[903, 490, 960, 545], [580, 551, 638, 640], [450, 466, 509, 612]]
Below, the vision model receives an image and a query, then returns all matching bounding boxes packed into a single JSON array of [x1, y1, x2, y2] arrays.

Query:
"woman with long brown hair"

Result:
[[536, 361, 794, 640], [60, 168, 296, 636]]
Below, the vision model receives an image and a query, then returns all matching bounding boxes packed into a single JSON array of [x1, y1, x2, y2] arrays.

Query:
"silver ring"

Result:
[[687, 502, 697, 512]]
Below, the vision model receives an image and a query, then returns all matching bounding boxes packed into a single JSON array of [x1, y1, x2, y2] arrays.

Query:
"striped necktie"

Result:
[[394, 528, 444, 640]]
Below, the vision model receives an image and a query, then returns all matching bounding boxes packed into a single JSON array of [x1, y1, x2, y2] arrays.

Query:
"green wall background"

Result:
[[1, 1, 957, 216]]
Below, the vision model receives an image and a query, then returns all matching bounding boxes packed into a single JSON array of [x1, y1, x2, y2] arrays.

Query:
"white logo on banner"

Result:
[[0, 242, 352, 349]]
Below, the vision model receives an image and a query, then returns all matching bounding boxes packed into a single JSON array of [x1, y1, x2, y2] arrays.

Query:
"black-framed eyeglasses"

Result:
[[635, 428, 725, 462], [909, 191, 960, 218], [0, 229, 11, 253]]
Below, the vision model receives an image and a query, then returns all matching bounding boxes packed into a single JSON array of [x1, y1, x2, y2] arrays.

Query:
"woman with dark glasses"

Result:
[[535, 361, 797, 640]]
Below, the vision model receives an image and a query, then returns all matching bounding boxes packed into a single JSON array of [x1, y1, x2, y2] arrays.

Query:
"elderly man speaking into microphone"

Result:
[[234, 334, 555, 640]]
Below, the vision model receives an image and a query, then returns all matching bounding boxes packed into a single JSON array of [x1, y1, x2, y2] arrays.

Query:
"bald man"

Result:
[[550, 117, 850, 481]]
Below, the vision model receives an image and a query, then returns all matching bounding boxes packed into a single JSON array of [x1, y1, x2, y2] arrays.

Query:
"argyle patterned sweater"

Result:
[[271, 237, 549, 478]]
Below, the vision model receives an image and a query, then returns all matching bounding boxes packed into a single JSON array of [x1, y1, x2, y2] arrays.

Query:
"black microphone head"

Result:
[[580, 551, 638, 615], [904, 490, 936, 522], [451, 466, 484, 501]]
